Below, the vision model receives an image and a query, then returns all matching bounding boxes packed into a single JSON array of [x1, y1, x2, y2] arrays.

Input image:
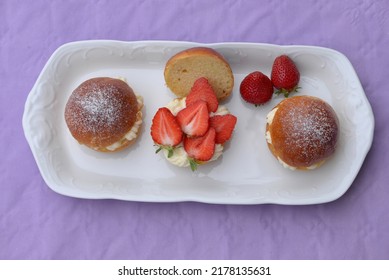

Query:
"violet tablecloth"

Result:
[[1, 0, 388, 259]]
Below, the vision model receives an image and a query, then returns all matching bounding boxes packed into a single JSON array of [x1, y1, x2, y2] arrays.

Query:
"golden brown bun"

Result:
[[164, 47, 234, 101], [64, 77, 142, 152], [266, 96, 339, 170]]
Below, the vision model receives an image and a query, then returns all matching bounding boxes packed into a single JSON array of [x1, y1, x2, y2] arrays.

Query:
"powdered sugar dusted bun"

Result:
[[64, 77, 143, 152], [266, 96, 339, 170], [164, 47, 234, 101]]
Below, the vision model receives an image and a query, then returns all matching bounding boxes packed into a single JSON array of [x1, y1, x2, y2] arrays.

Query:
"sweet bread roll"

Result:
[[164, 47, 234, 101], [64, 77, 143, 152], [266, 96, 339, 170]]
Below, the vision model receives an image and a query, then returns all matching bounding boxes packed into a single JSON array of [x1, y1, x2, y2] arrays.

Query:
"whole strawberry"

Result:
[[271, 55, 300, 97], [240, 71, 273, 106]]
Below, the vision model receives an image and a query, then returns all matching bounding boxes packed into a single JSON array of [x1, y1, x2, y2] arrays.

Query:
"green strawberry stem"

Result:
[[188, 158, 198, 172], [275, 86, 300, 98], [155, 145, 175, 158]]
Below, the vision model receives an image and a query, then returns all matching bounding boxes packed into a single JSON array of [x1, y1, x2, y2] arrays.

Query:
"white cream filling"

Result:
[[271, 143, 322, 171], [277, 157, 297, 171], [163, 144, 224, 167], [266, 107, 278, 125], [105, 95, 143, 151], [277, 157, 320, 170], [266, 131, 272, 144], [163, 97, 228, 167], [211, 105, 230, 116], [306, 163, 320, 170], [166, 98, 187, 115], [116, 76, 127, 83]]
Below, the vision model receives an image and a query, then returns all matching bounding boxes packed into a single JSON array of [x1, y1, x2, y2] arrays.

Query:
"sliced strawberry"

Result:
[[176, 100, 209, 137], [184, 127, 216, 170], [150, 107, 183, 157], [186, 77, 218, 113], [209, 114, 237, 144]]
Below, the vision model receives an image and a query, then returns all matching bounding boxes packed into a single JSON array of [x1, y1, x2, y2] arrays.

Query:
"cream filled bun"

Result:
[[266, 95, 339, 170], [64, 77, 143, 152]]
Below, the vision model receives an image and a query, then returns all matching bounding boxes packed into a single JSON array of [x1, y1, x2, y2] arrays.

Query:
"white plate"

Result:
[[23, 40, 374, 205]]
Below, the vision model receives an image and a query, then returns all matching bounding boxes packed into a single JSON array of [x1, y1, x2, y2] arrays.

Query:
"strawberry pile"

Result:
[[240, 55, 300, 106], [151, 77, 237, 171]]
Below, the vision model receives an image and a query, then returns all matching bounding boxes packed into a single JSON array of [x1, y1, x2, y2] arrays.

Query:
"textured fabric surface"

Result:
[[1, 0, 388, 259]]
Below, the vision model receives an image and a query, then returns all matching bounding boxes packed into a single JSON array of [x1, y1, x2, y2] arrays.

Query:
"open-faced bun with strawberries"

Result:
[[151, 77, 237, 171], [64, 77, 143, 152], [164, 47, 234, 101], [266, 95, 339, 170]]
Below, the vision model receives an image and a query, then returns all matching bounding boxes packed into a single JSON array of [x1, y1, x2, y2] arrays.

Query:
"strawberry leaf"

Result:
[[274, 86, 300, 98], [189, 158, 198, 172], [155, 146, 163, 154], [154, 145, 175, 158], [167, 147, 174, 158]]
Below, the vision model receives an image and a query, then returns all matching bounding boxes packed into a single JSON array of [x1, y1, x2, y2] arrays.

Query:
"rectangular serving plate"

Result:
[[22, 40, 374, 204]]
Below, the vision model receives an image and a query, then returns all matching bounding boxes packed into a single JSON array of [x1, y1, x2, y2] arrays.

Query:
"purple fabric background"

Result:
[[1, 0, 388, 259]]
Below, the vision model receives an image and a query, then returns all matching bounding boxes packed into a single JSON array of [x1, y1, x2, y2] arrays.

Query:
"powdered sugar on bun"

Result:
[[65, 77, 141, 151], [266, 95, 339, 170]]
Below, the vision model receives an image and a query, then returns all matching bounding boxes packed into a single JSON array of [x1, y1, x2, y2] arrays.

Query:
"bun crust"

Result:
[[164, 47, 234, 101], [266, 96, 339, 170], [65, 77, 140, 151]]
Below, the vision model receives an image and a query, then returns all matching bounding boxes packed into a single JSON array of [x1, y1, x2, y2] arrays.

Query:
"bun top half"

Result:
[[266, 95, 339, 169]]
